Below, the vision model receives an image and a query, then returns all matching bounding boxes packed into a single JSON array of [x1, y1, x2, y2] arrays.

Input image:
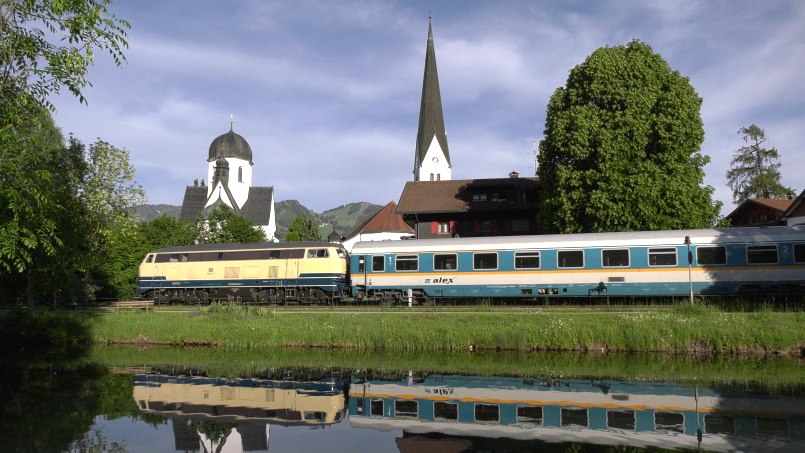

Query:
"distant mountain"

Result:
[[130, 204, 181, 221], [130, 200, 382, 241]]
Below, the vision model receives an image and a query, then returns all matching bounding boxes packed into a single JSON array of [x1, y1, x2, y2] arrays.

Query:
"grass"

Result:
[[88, 345, 805, 389], [16, 303, 795, 355]]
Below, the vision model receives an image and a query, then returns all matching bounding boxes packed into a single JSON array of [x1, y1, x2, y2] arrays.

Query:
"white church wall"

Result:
[[417, 136, 451, 181]]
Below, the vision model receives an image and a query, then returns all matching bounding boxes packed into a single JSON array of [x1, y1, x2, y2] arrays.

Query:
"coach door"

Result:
[[357, 256, 368, 287]]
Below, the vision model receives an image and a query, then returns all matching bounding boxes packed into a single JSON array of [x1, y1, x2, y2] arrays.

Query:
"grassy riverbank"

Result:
[[3, 304, 803, 355]]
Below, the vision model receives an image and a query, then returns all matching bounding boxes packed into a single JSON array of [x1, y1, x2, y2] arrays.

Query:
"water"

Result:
[[1, 348, 803, 452]]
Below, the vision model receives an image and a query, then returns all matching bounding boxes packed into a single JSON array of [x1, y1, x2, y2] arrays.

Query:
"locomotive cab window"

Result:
[[372, 256, 385, 272], [795, 243, 805, 263], [696, 246, 727, 265], [747, 244, 778, 264], [396, 255, 418, 272], [649, 248, 678, 266], [307, 249, 329, 258], [145, 254, 155, 263], [602, 249, 629, 267], [558, 250, 584, 268], [434, 254, 458, 270], [473, 252, 498, 270], [514, 251, 540, 269]]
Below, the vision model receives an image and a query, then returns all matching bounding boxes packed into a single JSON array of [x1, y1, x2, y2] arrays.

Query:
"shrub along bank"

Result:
[[5, 304, 801, 355]]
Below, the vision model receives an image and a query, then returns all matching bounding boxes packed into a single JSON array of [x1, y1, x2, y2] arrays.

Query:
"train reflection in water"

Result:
[[133, 371, 346, 451], [348, 373, 805, 452]]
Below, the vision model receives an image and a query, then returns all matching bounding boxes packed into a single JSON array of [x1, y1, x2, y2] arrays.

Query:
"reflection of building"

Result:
[[349, 373, 805, 452], [179, 119, 277, 241], [134, 373, 346, 451]]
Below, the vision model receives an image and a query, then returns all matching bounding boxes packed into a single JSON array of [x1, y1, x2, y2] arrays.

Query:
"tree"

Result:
[[285, 215, 321, 242], [1, 0, 130, 117], [0, 0, 130, 279], [197, 205, 267, 244], [537, 40, 720, 233], [726, 124, 793, 203]]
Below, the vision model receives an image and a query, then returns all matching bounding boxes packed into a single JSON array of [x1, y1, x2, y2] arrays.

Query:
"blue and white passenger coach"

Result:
[[349, 226, 805, 302]]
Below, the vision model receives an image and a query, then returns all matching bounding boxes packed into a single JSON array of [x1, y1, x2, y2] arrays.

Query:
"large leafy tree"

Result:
[[537, 40, 720, 233], [726, 124, 793, 203], [285, 215, 321, 242], [0, 0, 130, 278], [197, 205, 267, 244], [1, 0, 130, 116]]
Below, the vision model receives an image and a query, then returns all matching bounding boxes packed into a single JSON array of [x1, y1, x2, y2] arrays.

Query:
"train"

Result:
[[137, 226, 805, 304], [348, 372, 805, 451]]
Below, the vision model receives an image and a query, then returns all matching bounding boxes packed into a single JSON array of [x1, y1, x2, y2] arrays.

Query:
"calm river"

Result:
[[2, 346, 803, 452]]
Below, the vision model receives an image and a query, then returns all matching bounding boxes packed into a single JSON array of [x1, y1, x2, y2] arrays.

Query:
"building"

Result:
[[341, 201, 414, 252], [396, 173, 540, 239], [179, 119, 277, 240], [413, 18, 451, 182], [725, 198, 793, 227], [783, 190, 805, 226]]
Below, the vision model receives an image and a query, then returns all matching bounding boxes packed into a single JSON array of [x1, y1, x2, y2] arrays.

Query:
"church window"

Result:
[[238, 167, 243, 182], [430, 173, 434, 181], [437, 173, 441, 181]]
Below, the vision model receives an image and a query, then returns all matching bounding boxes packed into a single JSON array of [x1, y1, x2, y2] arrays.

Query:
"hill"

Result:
[[130, 201, 382, 241]]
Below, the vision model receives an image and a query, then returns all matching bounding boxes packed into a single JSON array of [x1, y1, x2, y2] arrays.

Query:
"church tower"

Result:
[[414, 17, 451, 182]]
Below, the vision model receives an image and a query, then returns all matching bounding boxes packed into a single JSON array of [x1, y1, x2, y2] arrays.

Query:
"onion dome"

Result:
[[208, 124, 253, 164]]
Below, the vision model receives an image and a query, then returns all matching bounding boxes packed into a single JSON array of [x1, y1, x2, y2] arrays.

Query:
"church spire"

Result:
[[414, 17, 451, 181]]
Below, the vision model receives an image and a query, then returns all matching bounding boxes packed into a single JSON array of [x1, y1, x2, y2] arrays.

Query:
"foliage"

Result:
[[138, 216, 197, 249], [726, 124, 793, 203], [537, 40, 721, 233], [285, 215, 321, 242], [197, 205, 267, 244], [0, 103, 67, 274], [0, 0, 130, 116]]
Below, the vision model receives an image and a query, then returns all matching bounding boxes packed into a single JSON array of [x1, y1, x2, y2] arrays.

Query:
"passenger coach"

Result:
[[138, 242, 348, 303], [349, 226, 805, 303]]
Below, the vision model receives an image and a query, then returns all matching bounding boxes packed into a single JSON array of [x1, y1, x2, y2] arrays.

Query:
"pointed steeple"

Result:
[[414, 17, 450, 179]]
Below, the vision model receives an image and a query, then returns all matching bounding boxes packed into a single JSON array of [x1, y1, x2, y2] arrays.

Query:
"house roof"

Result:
[[396, 178, 540, 214], [783, 189, 805, 218], [345, 201, 413, 239], [725, 198, 793, 220]]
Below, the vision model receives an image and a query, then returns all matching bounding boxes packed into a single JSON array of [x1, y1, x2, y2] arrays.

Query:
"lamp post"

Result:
[[684, 236, 694, 305]]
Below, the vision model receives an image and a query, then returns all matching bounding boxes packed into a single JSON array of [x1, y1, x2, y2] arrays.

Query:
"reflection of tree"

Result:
[[196, 421, 237, 453], [68, 428, 127, 452], [0, 359, 144, 452]]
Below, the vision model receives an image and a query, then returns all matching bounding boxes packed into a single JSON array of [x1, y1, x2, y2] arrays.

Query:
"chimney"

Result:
[[509, 171, 519, 179]]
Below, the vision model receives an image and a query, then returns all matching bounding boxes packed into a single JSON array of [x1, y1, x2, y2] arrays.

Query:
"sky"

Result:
[[51, 0, 805, 214]]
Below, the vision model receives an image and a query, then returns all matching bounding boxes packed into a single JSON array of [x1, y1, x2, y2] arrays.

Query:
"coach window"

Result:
[[558, 250, 584, 268], [517, 406, 543, 424], [602, 249, 629, 267], [396, 255, 418, 272], [607, 410, 635, 430], [371, 256, 385, 272], [514, 251, 540, 269], [649, 247, 678, 266], [395, 400, 418, 418], [795, 243, 805, 263], [473, 252, 498, 270], [704, 414, 736, 435], [370, 399, 384, 416], [655, 412, 684, 433], [561, 408, 588, 427], [747, 244, 778, 264], [696, 246, 727, 265], [434, 402, 458, 421], [475, 404, 499, 422], [434, 254, 457, 270]]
